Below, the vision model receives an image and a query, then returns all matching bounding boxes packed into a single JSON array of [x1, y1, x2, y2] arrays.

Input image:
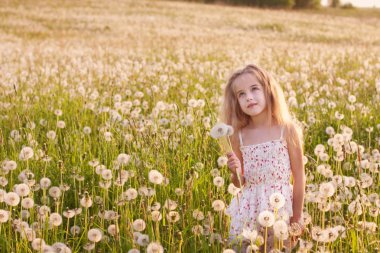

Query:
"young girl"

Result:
[[222, 64, 306, 252]]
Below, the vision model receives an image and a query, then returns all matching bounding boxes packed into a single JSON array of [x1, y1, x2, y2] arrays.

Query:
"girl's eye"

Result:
[[239, 93, 245, 98], [251, 87, 258, 91]]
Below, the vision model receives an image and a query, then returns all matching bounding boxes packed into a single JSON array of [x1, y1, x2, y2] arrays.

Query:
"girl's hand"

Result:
[[289, 216, 304, 247], [226, 152, 242, 175]]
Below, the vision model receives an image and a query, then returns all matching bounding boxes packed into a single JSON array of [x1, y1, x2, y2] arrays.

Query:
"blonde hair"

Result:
[[220, 64, 303, 149]]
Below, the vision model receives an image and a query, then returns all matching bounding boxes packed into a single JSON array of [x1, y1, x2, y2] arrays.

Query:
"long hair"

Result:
[[220, 64, 303, 149]]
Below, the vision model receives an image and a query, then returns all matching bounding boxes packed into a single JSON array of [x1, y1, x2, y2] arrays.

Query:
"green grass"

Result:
[[0, 0, 379, 252]]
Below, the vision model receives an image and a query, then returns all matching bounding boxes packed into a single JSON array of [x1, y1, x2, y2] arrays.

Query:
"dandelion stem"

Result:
[[264, 226, 268, 253]]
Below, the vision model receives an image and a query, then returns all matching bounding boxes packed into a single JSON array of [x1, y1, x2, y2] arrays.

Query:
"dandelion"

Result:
[[83, 126, 92, 134], [128, 249, 140, 253], [223, 250, 236, 253], [49, 186, 62, 198], [47, 130, 57, 140], [210, 168, 220, 177], [39, 119, 47, 126], [40, 177, 52, 189], [324, 227, 339, 242], [343, 176, 356, 187], [277, 209, 290, 222], [5, 192, 20, 206], [359, 173, 373, 188], [49, 213, 63, 226], [334, 111, 344, 120], [57, 120, 66, 128], [348, 201, 363, 215], [117, 153, 130, 165], [103, 210, 119, 221], [311, 226, 326, 242], [4, 160, 17, 171], [148, 170, 163, 185], [19, 147, 34, 161], [217, 156, 228, 167], [104, 131, 112, 141], [319, 182, 335, 198], [80, 195, 93, 208], [212, 200, 225, 212], [166, 211, 180, 223], [175, 188, 184, 196], [15, 183, 30, 197], [137, 233, 150, 246], [242, 228, 258, 242], [0, 209, 9, 223], [101, 169, 113, 180], [348, 94, 356, 103], [210, 233, 222, 244], [151, 211, 162, 222], [151, 202, 161, 211], [0, 178, 8, 187], [95, 164, 106, 175], [368, 206, 379, 217], [227, 183, 241, 196], [192, 225, 204, 235], [269, 192, 285, 209], [21, 197, 34, 209], [52, 243, 71, 253], [318, 201, 331, 212], [325, 126, 335, 136], [54, 109, 62, 116], [192, 209, 205, 220], [63, 209, 75, 219], [31, 238, 46, 251], [87, 228, 103, 242], [358, 221, 377, 233], [213, 176, 224, 188], [258, 210, 275, 227], [20, 209, 31, 219], [146, 242, 164, 253], [123, 188, 138, 201], [164, 199, 177, 210], [20, 228, 36, 241], [273, 220, 289, 240], [70, 225, 81, 236], [38, 205, 51, 217], [132, 219, 146, 232], [83, 242, 95, 251], [289, 221, 303, 237], [314, 144, 325, 156], [107, 224, 119, 236], [210, 122, 228, 139]]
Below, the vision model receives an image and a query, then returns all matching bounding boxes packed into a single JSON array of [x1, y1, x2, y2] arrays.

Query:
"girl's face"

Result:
[[233, 73, 267, 118]]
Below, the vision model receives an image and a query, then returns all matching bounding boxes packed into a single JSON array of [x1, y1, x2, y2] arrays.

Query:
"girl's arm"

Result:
[[286, 123, 306, 224], [229, 134, 245, 188]]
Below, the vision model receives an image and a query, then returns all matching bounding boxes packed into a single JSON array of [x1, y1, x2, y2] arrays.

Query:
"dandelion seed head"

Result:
[[87, 228, 103, 242]]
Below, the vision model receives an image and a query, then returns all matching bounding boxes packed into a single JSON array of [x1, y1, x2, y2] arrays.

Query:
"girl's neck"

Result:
[[248, 110, 275, 129]]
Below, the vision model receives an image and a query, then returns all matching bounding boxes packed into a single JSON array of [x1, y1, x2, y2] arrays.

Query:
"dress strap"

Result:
[[238, 130, 243, 146], [280, 126, 284, 139]]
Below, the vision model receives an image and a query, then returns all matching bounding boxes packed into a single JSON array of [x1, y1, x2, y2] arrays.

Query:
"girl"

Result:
[[222, 64, 305, 252]]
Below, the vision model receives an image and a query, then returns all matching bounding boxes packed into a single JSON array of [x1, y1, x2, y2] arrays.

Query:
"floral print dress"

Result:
[[226, 126, 293, 244]]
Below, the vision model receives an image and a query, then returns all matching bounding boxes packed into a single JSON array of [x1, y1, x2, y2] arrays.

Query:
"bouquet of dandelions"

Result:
[[210, 122, 243, 190]]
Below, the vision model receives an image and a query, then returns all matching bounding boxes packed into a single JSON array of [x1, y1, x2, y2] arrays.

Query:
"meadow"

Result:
[[0, 0, 379, 252]]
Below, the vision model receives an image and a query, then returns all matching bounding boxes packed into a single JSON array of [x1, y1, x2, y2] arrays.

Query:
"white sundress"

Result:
[[226, 126, 294, 247]]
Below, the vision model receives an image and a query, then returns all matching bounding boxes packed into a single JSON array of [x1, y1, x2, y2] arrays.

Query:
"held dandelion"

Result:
[[210, 122, 243, 191]]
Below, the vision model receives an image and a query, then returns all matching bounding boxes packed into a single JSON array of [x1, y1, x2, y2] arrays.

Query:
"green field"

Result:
[[0, 0, 379, 252]]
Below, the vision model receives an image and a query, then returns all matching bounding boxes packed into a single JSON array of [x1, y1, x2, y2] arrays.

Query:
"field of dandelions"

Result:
[[0, 0, 380, 252]]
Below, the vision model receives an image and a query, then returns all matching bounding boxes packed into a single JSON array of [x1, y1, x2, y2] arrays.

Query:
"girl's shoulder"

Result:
[[283, 122, 303, 148]]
